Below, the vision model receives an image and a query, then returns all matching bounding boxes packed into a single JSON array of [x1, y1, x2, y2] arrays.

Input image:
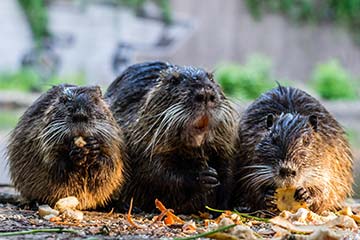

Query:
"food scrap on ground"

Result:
[[274, 187, 308, 212], [39, 196, 83, 222]]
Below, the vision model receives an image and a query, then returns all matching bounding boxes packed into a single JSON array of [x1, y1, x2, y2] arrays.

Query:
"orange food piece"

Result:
[[127, 198, 145, 229], [154, 199, 184, 225], [74, 136, 86, 148], [164, 216, 175, 225], [275, 187, 308, 212]]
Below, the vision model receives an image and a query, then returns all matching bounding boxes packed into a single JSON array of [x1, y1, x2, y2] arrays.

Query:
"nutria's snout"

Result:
[[72, 109, 89, 123], [274, 164, 299, 188], [279, 167, 297, 178], [69, 93, 92, 123], [193, 86, 217, 108]]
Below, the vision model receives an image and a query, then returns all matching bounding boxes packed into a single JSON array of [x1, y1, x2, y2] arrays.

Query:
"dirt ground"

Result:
[[1, 187, 360, 240]]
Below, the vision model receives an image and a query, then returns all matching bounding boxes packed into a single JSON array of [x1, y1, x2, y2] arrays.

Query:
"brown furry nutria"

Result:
[[7, 85, 126, 210], [232, 85, 353, 213], [105, 61, 237, 213]]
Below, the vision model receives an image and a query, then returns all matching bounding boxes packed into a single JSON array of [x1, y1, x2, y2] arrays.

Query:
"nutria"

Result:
[[105, 61, 237, 213], [232, 86, 353, 213], [7, 84, 126, 210]]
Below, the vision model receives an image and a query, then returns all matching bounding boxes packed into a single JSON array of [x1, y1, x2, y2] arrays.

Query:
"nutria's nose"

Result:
[[279, 167, 297, 178], [194, 87, 216, 107], [72, 109, 88, 122]]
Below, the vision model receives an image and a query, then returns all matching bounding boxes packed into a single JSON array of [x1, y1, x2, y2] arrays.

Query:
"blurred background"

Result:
[[0, 0, 359, 195]]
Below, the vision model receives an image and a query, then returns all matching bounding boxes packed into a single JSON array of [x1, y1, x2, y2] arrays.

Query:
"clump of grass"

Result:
[[0, 68, 40, 92], [0, 69, 86, 92], [310, 60, 358, 100], [215, 54, 275, 100]]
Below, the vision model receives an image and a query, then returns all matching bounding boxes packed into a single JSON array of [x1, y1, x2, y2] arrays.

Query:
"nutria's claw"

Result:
[[264, 188, 277, 210], [84, 138, 100, 163], [85, 137, 100, 150], [69, 147, 87, 165], [294, 187, 312, 205], [198, 167, 220, 191]]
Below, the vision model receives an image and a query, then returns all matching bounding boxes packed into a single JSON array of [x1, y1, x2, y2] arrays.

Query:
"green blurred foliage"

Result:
[[346, 128, 360, 148], [0, 69, 39, 92], [17, 0, 49, 44], [310, 60, 358, 100], [0, 110, 21, 130], [46, 73, 87, 91], [246, 0, 360, 44], [0, 69, 86, 92], [215, 55, 275, 100]]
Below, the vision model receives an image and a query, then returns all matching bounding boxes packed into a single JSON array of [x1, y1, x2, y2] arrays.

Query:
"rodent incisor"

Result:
[[7, 84, 126, 210], [105, 61, 237, 213], [232, 85, 353, 213]]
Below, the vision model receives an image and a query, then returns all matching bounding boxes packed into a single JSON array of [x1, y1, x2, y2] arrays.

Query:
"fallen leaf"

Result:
[[182, 220, 197, 233]]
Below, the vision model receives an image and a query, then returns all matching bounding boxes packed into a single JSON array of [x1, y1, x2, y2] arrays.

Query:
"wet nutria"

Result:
[[7, 85, 126, 210], [232, 86, 353, 213], [105, 61, 237, 213]]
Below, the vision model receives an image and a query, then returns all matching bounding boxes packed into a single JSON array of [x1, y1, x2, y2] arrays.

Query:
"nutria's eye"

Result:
[[309, 115, 318, 131], [67, 105, 74, 112], [207, 72, 215, 82], [93, 96, 100, 104], [60, 95, 69, 103], [266, 114, 274, 129], [171, 76, 181, 85]]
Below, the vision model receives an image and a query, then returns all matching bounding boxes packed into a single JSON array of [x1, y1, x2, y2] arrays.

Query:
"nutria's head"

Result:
[[242, 112, 321, 191], [133, 65, 236, 154], [39, 85, 120, 151]]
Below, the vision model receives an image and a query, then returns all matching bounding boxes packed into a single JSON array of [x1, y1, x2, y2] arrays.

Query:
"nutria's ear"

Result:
[[91, 86, 102, 97], [266, 114, 274, 129], [309, 115, 318, 131]]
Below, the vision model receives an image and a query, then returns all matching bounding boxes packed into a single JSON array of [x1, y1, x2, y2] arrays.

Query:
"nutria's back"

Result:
[[8, 85, 126, 210], [233, 86, 353, 213], [105, 61, 170, 127], [105, 61, 237, 213]]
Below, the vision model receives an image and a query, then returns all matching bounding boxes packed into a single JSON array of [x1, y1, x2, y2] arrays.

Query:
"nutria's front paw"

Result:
[[84, 137, 100, 162], [264, 188, 277, 211], [197, 167, 220, 192], [294, 187, 312, 205], [69, 144, 88, 166]]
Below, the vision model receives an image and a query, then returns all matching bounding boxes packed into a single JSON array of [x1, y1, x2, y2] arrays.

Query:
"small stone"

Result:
[[54, 196, 79, 212], [38, 205, 59, 218], [231, 225, 257, 240]]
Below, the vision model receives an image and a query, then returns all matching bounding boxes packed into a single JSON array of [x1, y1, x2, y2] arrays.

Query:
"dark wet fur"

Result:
[[7, 85, 126, 210], [232, 86, 353, 213], [105, 61, 237, 213]]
